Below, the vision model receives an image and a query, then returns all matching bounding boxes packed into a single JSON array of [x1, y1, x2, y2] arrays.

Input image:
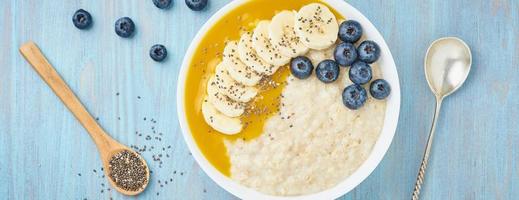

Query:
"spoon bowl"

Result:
[[103, 146, 150, 195], [424, 37, 472, 98], [412, 37, 471, 199]]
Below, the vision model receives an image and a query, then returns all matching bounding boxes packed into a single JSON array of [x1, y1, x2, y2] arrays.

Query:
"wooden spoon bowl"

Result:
[[103, 147, 150, 196]]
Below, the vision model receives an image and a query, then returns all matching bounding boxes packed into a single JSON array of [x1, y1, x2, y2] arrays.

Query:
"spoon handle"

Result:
[[412, 98, 443, 200], [19, 41, 113, 151]]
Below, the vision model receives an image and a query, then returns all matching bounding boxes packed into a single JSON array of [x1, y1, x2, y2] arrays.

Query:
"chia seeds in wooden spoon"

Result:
[[108, 150, 148, 192]]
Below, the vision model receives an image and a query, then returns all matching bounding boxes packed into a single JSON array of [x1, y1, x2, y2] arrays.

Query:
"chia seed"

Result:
[[108, 150, 148, 192]]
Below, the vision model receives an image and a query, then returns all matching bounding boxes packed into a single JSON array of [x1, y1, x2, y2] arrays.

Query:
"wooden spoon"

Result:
[[19, 41, 149, 196]]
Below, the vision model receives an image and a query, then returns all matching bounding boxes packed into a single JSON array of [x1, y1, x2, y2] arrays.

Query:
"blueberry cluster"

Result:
[[71, 0, 208, 62], [289, 20, 391, 110]]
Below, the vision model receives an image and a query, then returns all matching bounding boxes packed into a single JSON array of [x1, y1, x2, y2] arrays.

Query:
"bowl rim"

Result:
[[176, 0, 401, 199]]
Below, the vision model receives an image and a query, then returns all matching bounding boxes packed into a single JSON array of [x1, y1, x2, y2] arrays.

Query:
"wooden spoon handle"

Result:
[[19, 41, 113, 151]]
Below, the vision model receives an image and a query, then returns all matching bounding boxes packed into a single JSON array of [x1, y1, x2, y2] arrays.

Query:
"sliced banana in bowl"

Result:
[[294, 3, 338, 50], [201, 3, 342, 136], [201, 98, 243, 135], [223, 41, 263, 86], [269, 10, 309, 57], [209, 62, 258, 103], [238, 31, 279, 75], [252, 20, 291, 66], [207, 86, 245, 118]]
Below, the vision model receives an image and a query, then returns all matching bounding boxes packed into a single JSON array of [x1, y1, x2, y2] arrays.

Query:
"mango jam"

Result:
[[184, 0, 340, 176]]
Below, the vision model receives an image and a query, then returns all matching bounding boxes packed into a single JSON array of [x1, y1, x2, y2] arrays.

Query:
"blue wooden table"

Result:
[[1, 0, 518, 199]]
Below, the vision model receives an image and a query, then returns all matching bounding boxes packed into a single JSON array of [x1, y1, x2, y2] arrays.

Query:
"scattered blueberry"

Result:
[[290, 56, 314, 79], [349, 61, 372, 85], [150, 44, 168, 62], [185, 0, 208, 11], [370, 79, 391, 100], [72, 9, 92, 29], [357, 40, 380, 63], [334, 42, 357, 67], [315, 60, 340, 83], [338, 20, 363, 43], [114, 17, 135, 38], [153, 0, 172, 9], [342, 84, 367, 110]]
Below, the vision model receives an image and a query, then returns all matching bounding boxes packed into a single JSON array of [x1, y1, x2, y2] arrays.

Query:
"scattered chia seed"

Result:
[[78, 173, 81, 176], [108, 150, 148, 192]]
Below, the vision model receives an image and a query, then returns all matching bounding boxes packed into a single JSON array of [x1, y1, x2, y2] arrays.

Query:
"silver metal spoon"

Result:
[[411, 37, 472, 199]]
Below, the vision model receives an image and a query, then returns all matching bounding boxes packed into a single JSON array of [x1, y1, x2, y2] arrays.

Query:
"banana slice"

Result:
[[223, 41, 262, 86], [269, 10, 309, 57], [202, 98, 242, 135], [252, 20, 291, 66], [208, 62, 258, 103], [206, 77, 245, 117], [294, 3, 338, 50], [238, 31, 279, 75]]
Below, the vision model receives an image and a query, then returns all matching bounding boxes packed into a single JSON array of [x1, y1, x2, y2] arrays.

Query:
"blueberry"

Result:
[[357, 40, 380, 63], [150, 44, 168, 62], [370, 79, 391, 100], [290, 56, 314, 79], [338, 20, 363, 43], [72, 9, 92, 29], [315, 60, 340, 83], [349, 61, 372, 85], [185, 0, 208, 11], [334, 42, 357, 67], [114, 17, 135, 38], [153, 0, 172, 9], [342, 84, 367, 110]]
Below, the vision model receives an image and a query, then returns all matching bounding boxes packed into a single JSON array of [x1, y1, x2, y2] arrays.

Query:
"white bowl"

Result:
[[176, 0, 401, 199]]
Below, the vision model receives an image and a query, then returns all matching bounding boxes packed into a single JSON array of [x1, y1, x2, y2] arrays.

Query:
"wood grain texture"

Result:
[[0, 0, 518, 199]]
